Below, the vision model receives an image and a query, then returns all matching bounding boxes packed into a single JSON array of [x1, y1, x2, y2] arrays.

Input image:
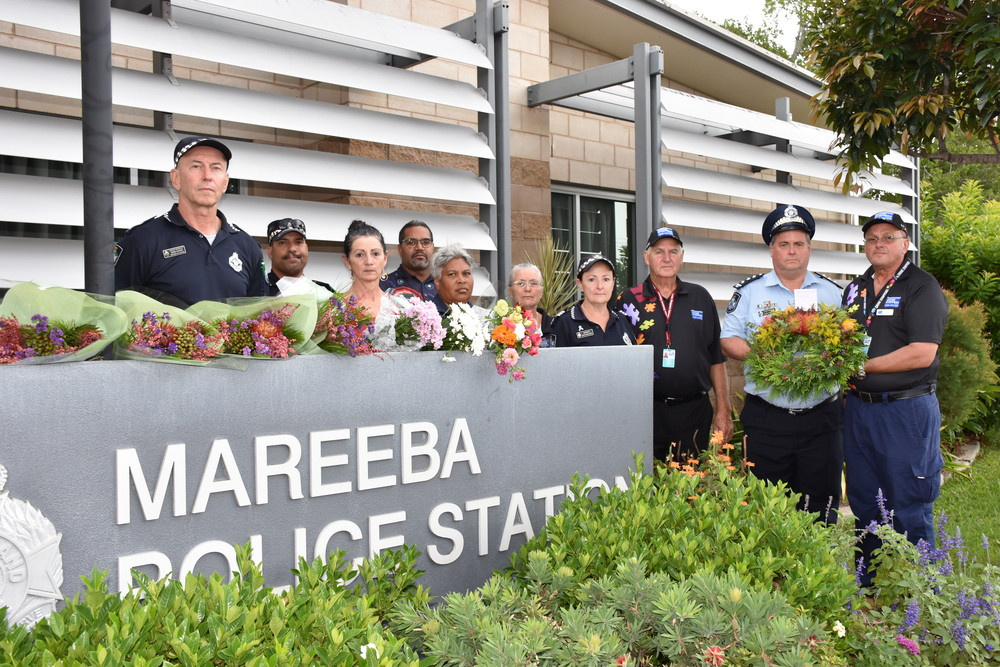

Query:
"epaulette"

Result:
[[732, 273, 765, 290], [813, 272, 841, 287]]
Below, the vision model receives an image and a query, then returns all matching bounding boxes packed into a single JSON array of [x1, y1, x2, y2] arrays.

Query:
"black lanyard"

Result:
[[863, 260, 909, 327]]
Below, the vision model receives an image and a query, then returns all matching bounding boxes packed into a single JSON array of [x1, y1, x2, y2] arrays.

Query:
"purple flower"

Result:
[[896, 635, 920, 655], [900, 599, 920, 632], [951, 620, 967, 650], [876, 488, 891, 524]]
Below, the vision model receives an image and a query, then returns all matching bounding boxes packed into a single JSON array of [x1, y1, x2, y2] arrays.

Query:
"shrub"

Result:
[[506, 458, 855, 626], [841, 514, 1000, 667], [937, 291, 999, 444], [391, 556, 835, 665], [0, 543, 431, 666], [525, 237, 576, 315]]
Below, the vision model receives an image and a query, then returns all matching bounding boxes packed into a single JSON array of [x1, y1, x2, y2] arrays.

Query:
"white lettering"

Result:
[[309, 429, 351, 497], [115, 444, 186, 525], [441, 418, 480, 477], [357, 424, 396, 491], [532, 485, 565, 517], [401, 422, 439, 484], [499, 492, 534, 551], [179, 540, 238, 580], [369, 511, 406, 557], [255, 435, 303, 505], [192, 439, 251, 514], [313, 519, 363, 561], [465, 496, 501, 556], [427, 503, 464, 565]]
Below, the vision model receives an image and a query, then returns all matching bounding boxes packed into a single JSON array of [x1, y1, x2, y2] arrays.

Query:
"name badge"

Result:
[[662, 348, 676, 368], [162, 245, 186, 258], [691, 310, 703, 320], [576, 328, 594, 339], [875, 308, 894, 316]]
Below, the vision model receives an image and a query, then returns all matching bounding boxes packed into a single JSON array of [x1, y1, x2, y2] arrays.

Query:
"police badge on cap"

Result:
[[761, 205, 816, 245]]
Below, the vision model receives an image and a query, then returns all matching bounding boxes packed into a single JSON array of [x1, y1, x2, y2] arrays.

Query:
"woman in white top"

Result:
[[341, 219, 406, 349]]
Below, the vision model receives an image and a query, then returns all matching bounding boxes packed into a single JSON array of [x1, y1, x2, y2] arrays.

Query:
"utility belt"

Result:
[[661, 392, 707, 406], [848, 384, 935, 404], [746, 392, 839, 416]]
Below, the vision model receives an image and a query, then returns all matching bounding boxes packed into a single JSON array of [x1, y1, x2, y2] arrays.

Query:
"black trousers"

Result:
[[741, 395, 844, 524], [653, 394, 713, 464]]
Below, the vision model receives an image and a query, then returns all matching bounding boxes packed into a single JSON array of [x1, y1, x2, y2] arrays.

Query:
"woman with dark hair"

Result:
[[341, 219, 406, 348], [551, 254, 634, 347]]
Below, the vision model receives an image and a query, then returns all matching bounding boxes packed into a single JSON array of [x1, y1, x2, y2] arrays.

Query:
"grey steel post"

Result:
[[491, 1, 511, 290], [476, 0, 499, 287], [632, 43, 662, 287], [80, 0, 115, 296]]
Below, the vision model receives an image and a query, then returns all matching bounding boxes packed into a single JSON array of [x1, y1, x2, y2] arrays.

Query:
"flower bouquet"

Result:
[[486, 299, 541, 381], [745, 304, 868, 402], [0, 282, 127, 365], [394, 297, 445, 350], [312, 293, 377, 356], [439, 302, 488, 356], [188, 296, 317, 359], [116, 290, 223, 364]]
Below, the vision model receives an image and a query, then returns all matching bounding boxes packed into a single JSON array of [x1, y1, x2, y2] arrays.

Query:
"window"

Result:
[[551, 188, 635, 292]]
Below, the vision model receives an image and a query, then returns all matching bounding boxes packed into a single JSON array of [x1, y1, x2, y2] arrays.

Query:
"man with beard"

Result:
[[265, 218, 334, 297], [380, 220, 446, 313]]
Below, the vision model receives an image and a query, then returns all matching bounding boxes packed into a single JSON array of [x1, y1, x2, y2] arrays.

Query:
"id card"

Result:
[[862, 335, 872, 354], [662, 348, 676, 368]]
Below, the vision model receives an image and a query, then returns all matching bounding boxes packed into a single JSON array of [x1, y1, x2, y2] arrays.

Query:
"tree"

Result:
[[718, 0, 814, 64], [922, 135, 1000, 222], [806, 0, 1000, 190]]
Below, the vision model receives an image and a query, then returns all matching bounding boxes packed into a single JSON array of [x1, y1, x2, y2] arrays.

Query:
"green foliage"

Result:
[[0, 543, 431, 666], [937, 291, 998, 443], [938, 444, 1000, 547], [526, 236, 576, 315], [847, 516, 1000, 667], [921, 181, 1000, 359], [392, 556, 834, 666], [805, 0, 1000, 190], [922, 135, 1000, 223], [505, 461, 855, 627]]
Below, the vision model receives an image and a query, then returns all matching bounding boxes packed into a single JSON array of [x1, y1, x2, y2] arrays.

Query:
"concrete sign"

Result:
[[0, 347, 652, 600]]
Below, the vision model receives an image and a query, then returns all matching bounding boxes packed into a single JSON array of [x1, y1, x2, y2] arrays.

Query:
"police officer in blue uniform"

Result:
[[721, 205, 844, 523], [842, 211, 948, 586], [380, 220, 447, 313], [115, 136, 266, 306], [551, 255, 634, 347]]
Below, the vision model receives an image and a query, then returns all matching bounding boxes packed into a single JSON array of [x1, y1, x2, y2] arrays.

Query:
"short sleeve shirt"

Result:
[[551, 301, 635, 347], [842, 261, 947, 392], [115, 204, 266, 306], [617, 276, 723, 400], [721, 269, 843, 409]]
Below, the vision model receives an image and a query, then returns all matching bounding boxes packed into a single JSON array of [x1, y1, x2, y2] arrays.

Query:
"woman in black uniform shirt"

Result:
[[551, 255, 635, 347]]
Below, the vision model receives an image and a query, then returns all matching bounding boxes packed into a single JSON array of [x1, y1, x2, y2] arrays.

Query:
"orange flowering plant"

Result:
[[746, 304, 867, 402], [487, 299, 541, 381]]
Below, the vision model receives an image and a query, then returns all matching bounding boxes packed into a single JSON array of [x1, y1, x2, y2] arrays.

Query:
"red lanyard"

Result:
[[654, 289, 676, 348]]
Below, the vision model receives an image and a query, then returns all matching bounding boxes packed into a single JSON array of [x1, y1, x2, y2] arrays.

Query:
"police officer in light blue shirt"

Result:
[[721, 205, 844, 523]]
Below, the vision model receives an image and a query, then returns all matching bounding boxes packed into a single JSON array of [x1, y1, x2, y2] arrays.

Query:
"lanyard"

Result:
[[863, 260, 909, 327], [654, 288, 676, 348]]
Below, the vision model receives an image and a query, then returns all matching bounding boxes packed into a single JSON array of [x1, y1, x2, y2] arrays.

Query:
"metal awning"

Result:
[[0, 47, 493, 160], [0, 110, 495, 205]]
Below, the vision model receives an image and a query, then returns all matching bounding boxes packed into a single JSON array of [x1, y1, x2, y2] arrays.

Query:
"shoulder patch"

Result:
[[726, 292, 741, 314], [732, 273, 765, 290]]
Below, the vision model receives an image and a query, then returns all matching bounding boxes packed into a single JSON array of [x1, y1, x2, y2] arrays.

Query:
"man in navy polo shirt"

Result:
[[842, 211, 948, 586], [115, 136, 266, 306], [380, 220, 446, 313]]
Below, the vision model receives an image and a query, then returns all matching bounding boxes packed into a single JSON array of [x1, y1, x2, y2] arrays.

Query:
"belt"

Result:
[[662, 392, 707, 405], [746, 392, 840, 416], [848, 384, 935, 404]]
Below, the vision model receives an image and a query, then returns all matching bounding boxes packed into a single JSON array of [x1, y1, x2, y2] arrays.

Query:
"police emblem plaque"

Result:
[[0, 465, 64, 628]]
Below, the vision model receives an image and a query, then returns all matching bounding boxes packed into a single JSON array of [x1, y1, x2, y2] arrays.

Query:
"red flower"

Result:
[[704, 645, 725, 666]]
